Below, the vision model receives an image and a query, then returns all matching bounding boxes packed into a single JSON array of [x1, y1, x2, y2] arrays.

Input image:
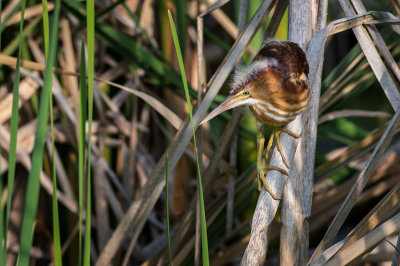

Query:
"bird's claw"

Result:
[[280, 128, 300, 139], [257, 166, 288, 200], [274, 128, 300, 168]]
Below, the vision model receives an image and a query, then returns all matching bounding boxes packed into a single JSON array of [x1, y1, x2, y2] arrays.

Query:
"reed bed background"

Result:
[[1, 0, 400, 265]]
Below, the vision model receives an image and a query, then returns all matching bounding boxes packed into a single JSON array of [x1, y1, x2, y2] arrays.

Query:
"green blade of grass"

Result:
[[173, 0, 185, 58], [16, 0, 60, 264], [41, 0, 49, 55], [0, 0, 4, 264], [3, 0, 27, 264], [168, 10, 209, 266], [84, 0, 95, 264], [50, 92, 62, 266], [78, 39, 87, 266], [50, 98, 63, 266], [166, 154, 172, 266], [0, 161, 3, 264], [41, 0, 62, 265], [0, 0, 2, 50]]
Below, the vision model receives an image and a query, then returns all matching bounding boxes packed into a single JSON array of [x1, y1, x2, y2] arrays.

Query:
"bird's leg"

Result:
[[256, 121, 287, 200], [256, 122, 265, 191], [264, 131, 275, 164], [273, 127, 300, 168]]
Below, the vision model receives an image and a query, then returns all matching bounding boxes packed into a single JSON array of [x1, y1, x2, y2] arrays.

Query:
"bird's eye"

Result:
[[243, 90, 249, 96]]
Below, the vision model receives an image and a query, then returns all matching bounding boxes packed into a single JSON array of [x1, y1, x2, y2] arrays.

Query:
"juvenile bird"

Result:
[[200, 41, 309, 200]]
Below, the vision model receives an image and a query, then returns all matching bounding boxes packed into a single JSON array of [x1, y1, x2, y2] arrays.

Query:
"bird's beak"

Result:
[[200, 94, 247, 125]]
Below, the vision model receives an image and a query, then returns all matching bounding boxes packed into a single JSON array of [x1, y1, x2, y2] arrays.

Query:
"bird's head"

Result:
[[199, 85, 255, 125], [200, 57, 281, 125], [200, 41, 309, 125]]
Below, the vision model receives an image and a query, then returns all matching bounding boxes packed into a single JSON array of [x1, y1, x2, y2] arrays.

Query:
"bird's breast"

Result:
[[250, 97, 308, 126]]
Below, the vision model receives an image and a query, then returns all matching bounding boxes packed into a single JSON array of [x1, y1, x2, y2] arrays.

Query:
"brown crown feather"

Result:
[[230, 41, 308, 95], [255, 41, 309, 76]]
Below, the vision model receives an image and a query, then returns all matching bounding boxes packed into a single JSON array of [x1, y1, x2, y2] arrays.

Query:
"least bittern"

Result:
[[200, 41, 309, 200]]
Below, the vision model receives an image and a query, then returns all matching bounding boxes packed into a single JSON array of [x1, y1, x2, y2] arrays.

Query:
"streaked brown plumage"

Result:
[[201, 41, 309, 200]]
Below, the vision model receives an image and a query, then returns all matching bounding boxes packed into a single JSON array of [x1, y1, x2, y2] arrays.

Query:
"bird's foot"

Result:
[[280, 128, 300, 138], [257, 166, 288, 200], [274, 128, 300, 168]]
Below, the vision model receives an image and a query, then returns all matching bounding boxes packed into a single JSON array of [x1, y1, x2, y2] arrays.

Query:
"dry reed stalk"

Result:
[[60, 18, 79, 138], [0, 123, 78, 213], [95, 1, 277, 264], [243, 6, 400, 265], [279, 0, 313, 265], [310, 100, 400, 263], [195, 1, 206, 263], [0, 74, 39, 124], [392, 233, 400, 265], [339, 0, 400, 109], [150, 109, 243, 265], [350, 0, 400, 85], [3, 3, 54, 26], [0, 55, 184, 130], [309, 0, 400, 261], [242, 0, 318, 263], [325, 211, 400, 265], [1, 57, 134, 243], [318, 110, 390, 124]]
